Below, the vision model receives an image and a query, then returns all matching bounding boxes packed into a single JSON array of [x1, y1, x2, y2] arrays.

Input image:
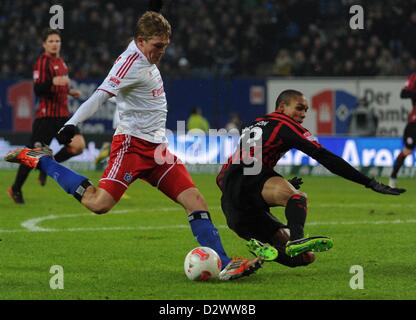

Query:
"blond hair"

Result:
[[134, 11, 171, 40]]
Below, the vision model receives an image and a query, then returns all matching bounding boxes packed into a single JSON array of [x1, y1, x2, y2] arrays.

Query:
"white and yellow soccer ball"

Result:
[[184, 246, 222, 281]]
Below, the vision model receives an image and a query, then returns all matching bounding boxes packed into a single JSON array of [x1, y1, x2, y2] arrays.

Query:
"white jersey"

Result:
[[98, 41, 167, 143]]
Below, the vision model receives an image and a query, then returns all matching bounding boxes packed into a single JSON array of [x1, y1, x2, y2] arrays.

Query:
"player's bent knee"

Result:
[[82, 188, 116, 215], [68, 143, 85, 155], [177, 188, 208, 212], [293, 189, 307, 198], [68, 135, 86, 155], [68, 147, 84, 156], [282, 190, 307, 206], [91, 206, 111, 215], [88, 202, 113, 215]]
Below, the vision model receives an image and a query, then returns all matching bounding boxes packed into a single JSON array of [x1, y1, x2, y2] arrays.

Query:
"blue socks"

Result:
[[38, 157, 88, 195], [188, 211, 231, 268]]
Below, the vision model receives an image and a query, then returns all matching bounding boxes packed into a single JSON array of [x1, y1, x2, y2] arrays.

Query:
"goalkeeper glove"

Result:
[[365, 179, 406, 195], [57, 125, 77, 145], [288, 176, 303, 190]]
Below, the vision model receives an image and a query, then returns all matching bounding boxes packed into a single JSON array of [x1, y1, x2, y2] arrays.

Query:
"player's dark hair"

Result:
[[275, 90, 303, 110], [42, 29, 61, 42], [134, 11, 171, 40]]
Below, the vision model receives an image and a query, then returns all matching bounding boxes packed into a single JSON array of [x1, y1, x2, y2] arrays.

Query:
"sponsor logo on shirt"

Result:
[[152, 85, 165, 97], [108, 76, 121, 88], [256, 121, 269, 127], [304, 131, 318, 142]]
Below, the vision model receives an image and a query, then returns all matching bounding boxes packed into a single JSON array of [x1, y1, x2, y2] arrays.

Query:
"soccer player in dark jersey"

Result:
[[216, 89, 406, 268], [7, 29, 85, 204], [389, 72, 416, 188]]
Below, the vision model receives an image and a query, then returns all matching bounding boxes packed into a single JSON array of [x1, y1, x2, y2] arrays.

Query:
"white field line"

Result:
[[0, 219, 415, 234], [0, 204, 412, 234], [19, 207, 184, 232], [312, 203, 416, 208]]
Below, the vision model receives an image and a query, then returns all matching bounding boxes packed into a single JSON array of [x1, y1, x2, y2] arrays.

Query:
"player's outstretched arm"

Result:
[[279, 122, 406, 196], [313, 148, 406, 196], [400, 88, 416, 99], [56, 90, 111, 144]]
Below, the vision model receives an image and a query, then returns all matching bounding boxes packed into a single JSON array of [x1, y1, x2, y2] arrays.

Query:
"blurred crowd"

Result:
[[1, 0, 415, 80]]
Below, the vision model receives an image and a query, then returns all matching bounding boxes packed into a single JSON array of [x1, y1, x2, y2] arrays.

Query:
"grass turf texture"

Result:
[[0, 170, 415, 300]]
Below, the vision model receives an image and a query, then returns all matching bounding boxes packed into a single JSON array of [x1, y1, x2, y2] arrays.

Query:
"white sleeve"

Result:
[[112, 107, 120, 129], [65, 89, 111, 126], [98, 53, 141, 96]]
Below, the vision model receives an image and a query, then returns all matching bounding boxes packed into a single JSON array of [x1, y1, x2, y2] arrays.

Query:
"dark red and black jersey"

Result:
[[401, 73, 416, 123], [408, 106, 416, 123], [33, 53, 69, 118], [217, 111, 371, 191]]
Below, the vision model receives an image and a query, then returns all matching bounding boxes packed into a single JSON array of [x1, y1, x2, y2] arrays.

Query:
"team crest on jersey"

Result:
[[123, 172, 133, 184], [108, 76, 121, 88], [152, 85, 165, 97], [304, 131, 318, 142]]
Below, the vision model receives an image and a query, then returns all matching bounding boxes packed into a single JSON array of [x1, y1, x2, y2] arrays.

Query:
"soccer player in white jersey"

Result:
[[5, 11, 261, 280]]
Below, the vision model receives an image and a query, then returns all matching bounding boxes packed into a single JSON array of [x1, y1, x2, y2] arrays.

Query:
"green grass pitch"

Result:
[[0, 169, 415, 300]]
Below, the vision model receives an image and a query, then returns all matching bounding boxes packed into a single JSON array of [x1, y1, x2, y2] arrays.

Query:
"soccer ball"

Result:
[[184, 246, 222, 281]]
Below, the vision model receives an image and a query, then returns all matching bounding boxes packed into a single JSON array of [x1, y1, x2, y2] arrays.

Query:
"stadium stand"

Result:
[[1, 0, 415, 80]]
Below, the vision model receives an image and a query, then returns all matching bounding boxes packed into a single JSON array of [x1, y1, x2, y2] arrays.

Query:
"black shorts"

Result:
[[29, 117, 80, 148], [403, 122, 416, 149], [220, 164, 286, 243]]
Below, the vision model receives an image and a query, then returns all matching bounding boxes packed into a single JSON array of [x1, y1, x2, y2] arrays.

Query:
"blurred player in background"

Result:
[[6, 11, 261, 280], [389, 71, 416, 188], [217, 90, 406, 268], [7, 29, 85, 204], [186, 106, 210, 133]]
